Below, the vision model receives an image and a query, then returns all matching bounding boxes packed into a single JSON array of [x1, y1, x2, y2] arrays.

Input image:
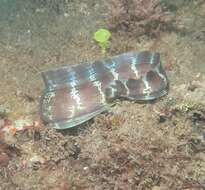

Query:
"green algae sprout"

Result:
[[93, 28, 111, 55]]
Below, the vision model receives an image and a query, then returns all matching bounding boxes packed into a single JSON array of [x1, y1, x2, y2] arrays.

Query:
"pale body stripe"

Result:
[[156, 65, 167, 83], [131, 56, 139, 79], [69, 105, 75, 118], [124, 80, 130, 96], [142, 76, 151, 98], [69, 71, 84, 110], [87, 65, 106, 104], [103, 60, 119, 80], [44, 91, 55, 120], [103, 61, 127, 97], [150, 53, 156, 65], [104, 60, 132, 96]]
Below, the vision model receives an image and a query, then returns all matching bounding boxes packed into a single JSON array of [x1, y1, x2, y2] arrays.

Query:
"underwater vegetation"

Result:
[[108, 0, 205, 38], [108, 0, 177, 37], [93, 28, 112, 55]]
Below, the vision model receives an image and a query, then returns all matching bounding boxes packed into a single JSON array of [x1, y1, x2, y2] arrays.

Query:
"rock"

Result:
[[28, 154, 45, 170]]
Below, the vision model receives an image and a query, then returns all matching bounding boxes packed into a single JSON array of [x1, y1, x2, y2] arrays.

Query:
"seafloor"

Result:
[[0, 1, 205, 190]]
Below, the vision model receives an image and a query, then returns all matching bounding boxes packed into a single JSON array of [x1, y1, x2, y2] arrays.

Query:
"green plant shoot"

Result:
[[93, 28, 111, 55]]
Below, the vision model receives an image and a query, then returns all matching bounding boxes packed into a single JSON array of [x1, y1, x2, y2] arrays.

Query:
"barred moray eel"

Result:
[[40, 51, 168, 129]]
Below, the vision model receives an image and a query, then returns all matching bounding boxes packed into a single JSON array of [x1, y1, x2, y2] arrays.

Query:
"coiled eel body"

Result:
[[40, 51, 168, 129]]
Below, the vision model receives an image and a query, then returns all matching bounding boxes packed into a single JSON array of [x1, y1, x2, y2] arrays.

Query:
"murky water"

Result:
[[0, 0, 107, 62], [0, 1, 205, 190]]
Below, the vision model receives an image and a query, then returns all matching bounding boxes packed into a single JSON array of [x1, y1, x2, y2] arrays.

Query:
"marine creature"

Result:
[[40, 51, 168, 129]]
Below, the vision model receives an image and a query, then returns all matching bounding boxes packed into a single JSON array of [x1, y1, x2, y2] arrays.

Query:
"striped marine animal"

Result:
[[40, 51, 168, 129]]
